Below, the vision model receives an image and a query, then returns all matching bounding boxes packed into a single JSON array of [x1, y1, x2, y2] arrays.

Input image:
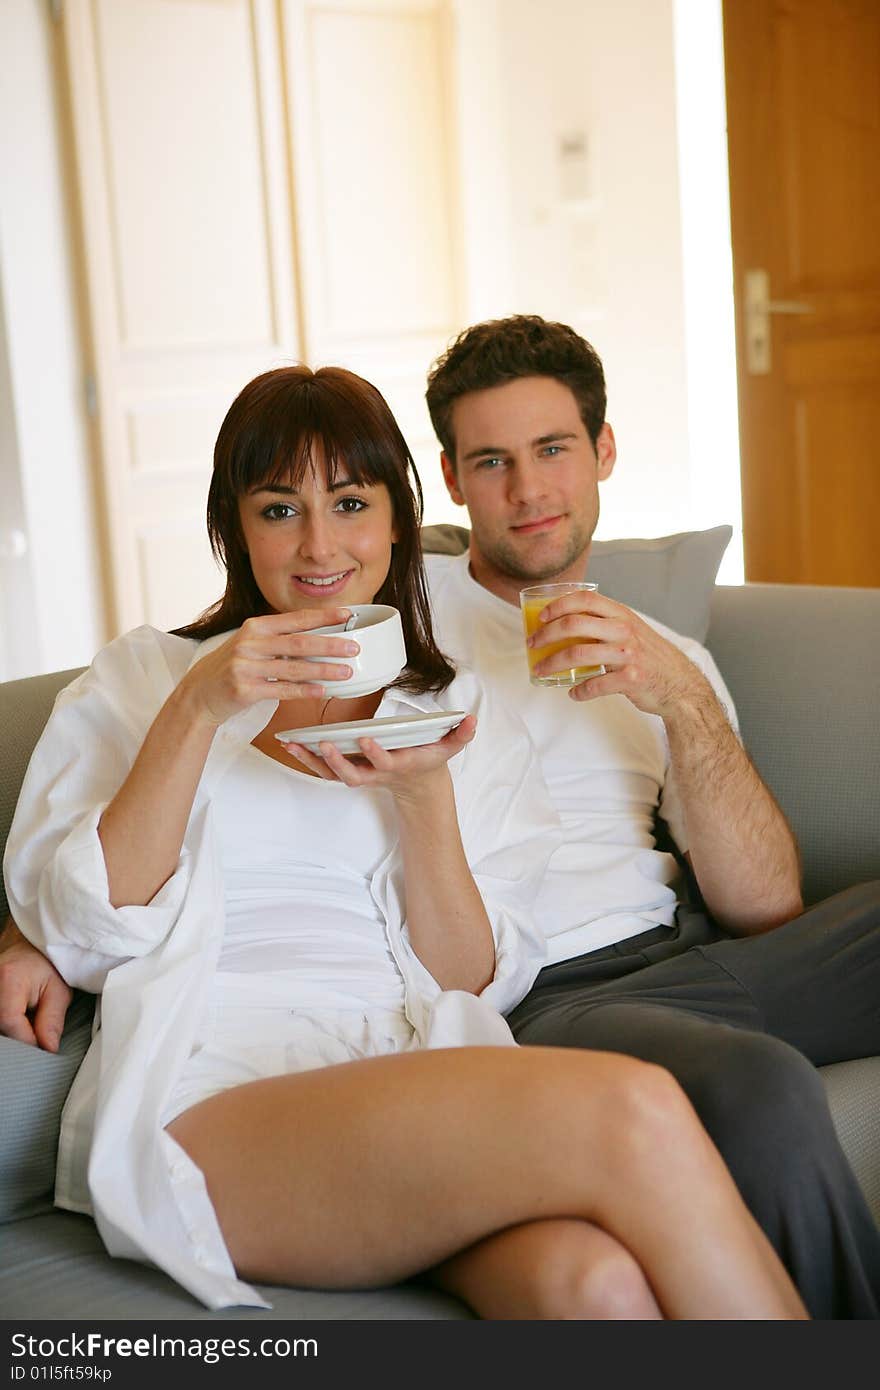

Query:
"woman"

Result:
[[4, 366, 806, 1319]]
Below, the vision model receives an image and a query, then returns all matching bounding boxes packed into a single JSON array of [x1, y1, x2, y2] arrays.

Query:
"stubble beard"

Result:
[[473, 518, 594, 584]]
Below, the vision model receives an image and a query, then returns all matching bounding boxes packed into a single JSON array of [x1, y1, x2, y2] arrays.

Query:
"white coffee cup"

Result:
[[310, 604, 406, 698]]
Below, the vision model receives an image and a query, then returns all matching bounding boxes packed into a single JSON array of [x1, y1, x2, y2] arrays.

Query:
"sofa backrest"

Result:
[[706, 583, 880, 907]]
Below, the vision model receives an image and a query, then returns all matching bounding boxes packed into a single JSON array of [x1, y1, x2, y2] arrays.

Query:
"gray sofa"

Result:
[[1, 526, 878, 1319]]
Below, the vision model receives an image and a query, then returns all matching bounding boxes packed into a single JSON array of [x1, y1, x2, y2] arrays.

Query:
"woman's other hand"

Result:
[[282, 714, 477, 802]]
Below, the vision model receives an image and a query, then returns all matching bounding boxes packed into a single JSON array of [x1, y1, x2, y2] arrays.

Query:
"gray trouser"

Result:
[[507, 881, 880, 1319]]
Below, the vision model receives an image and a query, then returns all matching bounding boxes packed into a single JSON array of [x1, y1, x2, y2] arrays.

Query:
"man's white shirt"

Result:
[[425, 550, 740, 965]]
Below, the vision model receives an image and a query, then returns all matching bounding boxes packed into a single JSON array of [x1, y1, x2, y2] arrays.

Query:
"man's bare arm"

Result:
[[532, 590, 803, 933], [662, 685, 802, 933]]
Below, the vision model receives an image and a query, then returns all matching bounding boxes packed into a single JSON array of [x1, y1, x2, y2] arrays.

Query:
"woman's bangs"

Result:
[[244, 398, 396, 496]]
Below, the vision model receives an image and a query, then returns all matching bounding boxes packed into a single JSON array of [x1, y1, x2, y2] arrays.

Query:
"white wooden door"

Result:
[[62, 0, 302, 634]]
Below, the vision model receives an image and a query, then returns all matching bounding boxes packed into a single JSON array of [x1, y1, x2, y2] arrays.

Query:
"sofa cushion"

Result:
[[0, 1210, 471, 1319], [0, 990, 93, 1223], [420, 524, 732, 641]]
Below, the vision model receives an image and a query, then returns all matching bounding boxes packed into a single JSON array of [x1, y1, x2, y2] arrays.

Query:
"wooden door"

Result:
[[61, 0, 302, 634], [723, 0, 880, 586]]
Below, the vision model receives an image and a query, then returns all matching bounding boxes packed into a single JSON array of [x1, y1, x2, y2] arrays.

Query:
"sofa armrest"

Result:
[[0, 668, 85, 921]]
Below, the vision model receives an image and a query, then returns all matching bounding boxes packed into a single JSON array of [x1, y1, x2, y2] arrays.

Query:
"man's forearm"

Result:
[[666, 691, 803, 935]]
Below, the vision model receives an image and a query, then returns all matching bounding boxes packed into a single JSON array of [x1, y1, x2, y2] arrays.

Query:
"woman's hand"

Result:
[[176, 610, 362, 728], [282, 714, 477, 803]]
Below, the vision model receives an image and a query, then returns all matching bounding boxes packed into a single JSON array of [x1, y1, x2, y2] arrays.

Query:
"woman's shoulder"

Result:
[[63, 626, 201, 706]]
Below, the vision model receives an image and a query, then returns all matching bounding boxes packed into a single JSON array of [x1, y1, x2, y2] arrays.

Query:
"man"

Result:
[[2, 315, 880, 1316], [421, 314, 880, 1318]]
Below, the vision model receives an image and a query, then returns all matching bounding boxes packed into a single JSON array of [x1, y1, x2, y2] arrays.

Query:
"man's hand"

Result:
[[527, 589, 708, 717], [0, 916, 72, 1051]]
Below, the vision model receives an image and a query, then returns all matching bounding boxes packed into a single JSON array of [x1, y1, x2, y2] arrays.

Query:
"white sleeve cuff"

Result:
[[39, 803, 192, 959]]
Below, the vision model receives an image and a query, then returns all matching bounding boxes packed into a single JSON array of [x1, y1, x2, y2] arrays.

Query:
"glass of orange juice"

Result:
[[519, 582, 605, 688]]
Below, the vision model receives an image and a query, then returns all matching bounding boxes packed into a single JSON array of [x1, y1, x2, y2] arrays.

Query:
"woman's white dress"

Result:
[[3, 626, 560, 1309]]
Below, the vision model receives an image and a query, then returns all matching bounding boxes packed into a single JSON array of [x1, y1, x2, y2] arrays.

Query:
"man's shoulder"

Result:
[[424, 549, 462, 582], [424, 550, 471, 611]]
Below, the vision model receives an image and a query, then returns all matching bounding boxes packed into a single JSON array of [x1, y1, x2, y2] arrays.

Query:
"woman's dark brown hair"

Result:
[[173, 365, 455, 694]]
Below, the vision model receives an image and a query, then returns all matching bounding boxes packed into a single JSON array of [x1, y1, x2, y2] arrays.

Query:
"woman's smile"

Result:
[[290, 569, 356, 597]]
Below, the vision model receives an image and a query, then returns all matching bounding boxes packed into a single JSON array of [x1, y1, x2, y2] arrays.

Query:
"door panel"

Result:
[[63, 0, 301, 633], [723, 0, 880, 585]]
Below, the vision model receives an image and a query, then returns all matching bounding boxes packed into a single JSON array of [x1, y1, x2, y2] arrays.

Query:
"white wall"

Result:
[[500, 0, 692, 543], [0, 272, 40, 681], [674, 0, 743, 581], [444, 0, 740, 571], [0, 0, 104, 680]]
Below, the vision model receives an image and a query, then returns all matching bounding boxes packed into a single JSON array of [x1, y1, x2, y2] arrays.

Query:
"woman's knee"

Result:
[[532, 1224, 661, 1320], [520, 1046, 700, 1169], [584, 1050, 698, 1142]]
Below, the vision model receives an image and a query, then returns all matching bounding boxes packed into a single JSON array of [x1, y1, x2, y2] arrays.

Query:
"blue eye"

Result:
[[541, 445, 562, 457], [476, 456, 505, 471]]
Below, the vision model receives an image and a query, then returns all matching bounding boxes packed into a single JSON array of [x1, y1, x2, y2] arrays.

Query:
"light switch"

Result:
[[558, 130, 593, 202]]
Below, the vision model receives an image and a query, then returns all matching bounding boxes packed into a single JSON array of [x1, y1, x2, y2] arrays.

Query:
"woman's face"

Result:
[[237, 453, 398, 614]]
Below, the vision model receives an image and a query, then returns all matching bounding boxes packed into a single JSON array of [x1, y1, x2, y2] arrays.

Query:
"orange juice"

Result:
[[520, 583, 604, 688]]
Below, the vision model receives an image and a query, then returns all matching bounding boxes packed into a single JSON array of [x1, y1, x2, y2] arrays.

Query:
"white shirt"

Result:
[[3, 624, 560, 1309], [212, 743, 406, 1009], [425, 551, 740, 963]]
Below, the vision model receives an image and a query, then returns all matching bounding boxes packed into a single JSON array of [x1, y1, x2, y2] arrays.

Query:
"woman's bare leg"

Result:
[[430, 1219, 663, 1320], [167, 1045, 807, 1319]]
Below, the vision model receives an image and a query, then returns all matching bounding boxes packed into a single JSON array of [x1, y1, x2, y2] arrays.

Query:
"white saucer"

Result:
[[275, 710, 468, 756]]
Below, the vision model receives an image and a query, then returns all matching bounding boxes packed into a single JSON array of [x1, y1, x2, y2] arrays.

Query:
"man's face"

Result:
[[440, 376, 616, 600]]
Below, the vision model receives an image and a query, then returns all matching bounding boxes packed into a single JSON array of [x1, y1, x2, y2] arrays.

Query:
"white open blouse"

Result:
[[4, 625, 561, 1308]]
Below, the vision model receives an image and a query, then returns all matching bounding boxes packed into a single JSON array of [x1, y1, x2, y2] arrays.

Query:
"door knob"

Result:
[[744, 269, 814, 375]]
